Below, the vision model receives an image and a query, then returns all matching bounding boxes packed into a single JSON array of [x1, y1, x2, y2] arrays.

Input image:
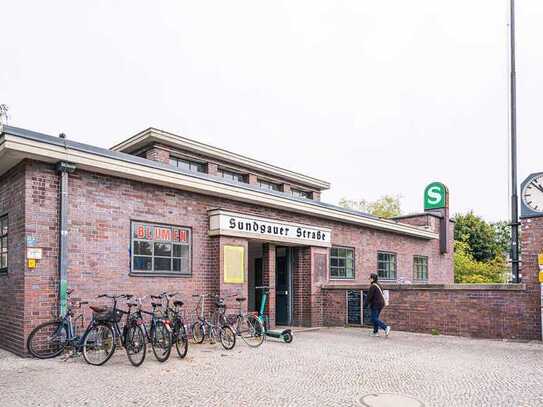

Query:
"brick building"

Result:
[[0, 125, 455, 355]]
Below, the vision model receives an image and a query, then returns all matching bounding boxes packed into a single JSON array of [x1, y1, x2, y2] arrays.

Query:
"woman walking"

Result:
[[366, 273, 391, 337]]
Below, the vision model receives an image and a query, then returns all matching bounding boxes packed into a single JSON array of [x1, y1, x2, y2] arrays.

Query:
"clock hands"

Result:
[[530, 181, 543, 194]]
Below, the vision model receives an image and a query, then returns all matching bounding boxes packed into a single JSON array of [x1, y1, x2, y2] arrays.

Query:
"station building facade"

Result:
[[0, 125, 454, 354]]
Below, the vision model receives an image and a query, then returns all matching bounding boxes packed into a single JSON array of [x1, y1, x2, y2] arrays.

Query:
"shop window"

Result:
[[131, 222, 191, 275], [258, 179, 280, 192], [330, 246, 354, 279], [413, 255, 428, 281], [291, 189, 311, 199], [218, 169, 247, 184], [169, 156, 206, 173], [377, 252, 397, 280], [0, 215, 7, 272]]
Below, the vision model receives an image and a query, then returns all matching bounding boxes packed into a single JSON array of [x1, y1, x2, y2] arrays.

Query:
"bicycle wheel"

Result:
[[191, 321, 205, 344], [174, 323, 189, 359], [125, 324, 146, 367], [219, 325, 236, 350], [82, 323, 116, 366], [27, 321, 68, 359], [151, 321, 172, 362], [239, 315, 265, 348]]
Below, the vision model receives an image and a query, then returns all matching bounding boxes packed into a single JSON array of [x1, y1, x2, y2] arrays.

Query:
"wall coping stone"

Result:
[[321, 283, 527, 291]]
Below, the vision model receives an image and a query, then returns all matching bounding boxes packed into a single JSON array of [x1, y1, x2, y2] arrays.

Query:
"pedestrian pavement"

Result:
[[1, 327, 542, 406]]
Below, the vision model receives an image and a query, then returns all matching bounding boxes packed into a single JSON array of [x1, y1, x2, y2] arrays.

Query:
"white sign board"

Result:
[[27, 248, 43, 260], [209, 210, 331, 247]]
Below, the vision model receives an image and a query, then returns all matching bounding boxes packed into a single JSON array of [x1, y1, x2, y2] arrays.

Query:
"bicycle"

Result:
[[82, 293, 146, 367], [159, 292, 189, 359], [190, 294, 236, 350], [230, 295, 265, 348], [27, 289, 91, 360], [134, 294, 173, 362]]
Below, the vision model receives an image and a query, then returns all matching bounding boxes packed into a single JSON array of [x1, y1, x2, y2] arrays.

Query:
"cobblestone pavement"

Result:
[[2, 327, 543, 407]]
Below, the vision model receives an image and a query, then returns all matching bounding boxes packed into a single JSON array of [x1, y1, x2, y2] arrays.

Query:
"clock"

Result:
[[521, 172, 543, 218]]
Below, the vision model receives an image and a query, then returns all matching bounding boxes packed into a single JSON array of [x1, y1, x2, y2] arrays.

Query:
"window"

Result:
[[219, 169, 247, 183], [291, 189, 311, 199], [330, 246, 354, 279], [258, 179, 280, 192], [169, 156, 206, 173], [377, 252, 396, 280], [131, 222, 191, 275], [0, 215, 7, 272], [413, 255, 428, 281]]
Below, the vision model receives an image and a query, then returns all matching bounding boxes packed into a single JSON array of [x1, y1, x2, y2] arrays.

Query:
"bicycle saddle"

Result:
[[151, 302, 162, 308], [127, 301, 138, 307], [235, 297, 247, 302], [90, 305, 107, 313], [173, 300, 184, 307]]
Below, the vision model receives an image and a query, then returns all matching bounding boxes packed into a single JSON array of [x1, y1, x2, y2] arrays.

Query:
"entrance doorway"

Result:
[[276, 247, 291, 325]]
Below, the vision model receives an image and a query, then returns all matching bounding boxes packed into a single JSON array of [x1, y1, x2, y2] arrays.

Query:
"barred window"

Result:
[[291, 189, 311, 199], [377, 252, 396, 280], [131, 222, 191, 275], [219, 169, 247, 184], [0, 215, 7, 272], [413, 255, 428, 281], [170, 156, 206, 173], [330, 246, 355, 279], [258, 179, 280, 192]]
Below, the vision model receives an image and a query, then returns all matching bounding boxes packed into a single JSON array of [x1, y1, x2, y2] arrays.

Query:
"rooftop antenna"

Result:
[[0, 104, 9, 126]]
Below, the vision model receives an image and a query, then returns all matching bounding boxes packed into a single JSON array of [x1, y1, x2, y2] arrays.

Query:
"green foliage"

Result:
[[454, 241, 508, 284], [431, 328, 440, 336], [492, 220, 511, 256], [339, 195, 402, 219], [453, 211, 505, 262]]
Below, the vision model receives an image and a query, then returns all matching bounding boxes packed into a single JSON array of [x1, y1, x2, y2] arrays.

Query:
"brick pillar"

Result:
[[262, 243, 276, 328], [293, 247, 312, 326], [145, 146, 170, 164], [520, 216, 543, 340], [218, 236, 249, 315], [248, 173, 258, 185], [207, 163, 219, 176], [281, 183, 291, 194], [311, 191, 321, 201]]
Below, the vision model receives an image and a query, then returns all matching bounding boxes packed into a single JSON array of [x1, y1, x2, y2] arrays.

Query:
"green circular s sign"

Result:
[[424, 182, 448, 210]]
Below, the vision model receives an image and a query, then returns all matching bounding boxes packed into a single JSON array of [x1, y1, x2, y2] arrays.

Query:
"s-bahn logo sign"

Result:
[[208, 210, 331, 247], [424, 182, 449, 210]]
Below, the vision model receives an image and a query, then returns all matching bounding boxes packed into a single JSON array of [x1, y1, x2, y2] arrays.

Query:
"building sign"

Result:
[[134, 223, 188, 243], [424, 182, 448, 210], [224, 245, 245, 284], [209, 210, 331, 248], [27, 248, 43, 260]]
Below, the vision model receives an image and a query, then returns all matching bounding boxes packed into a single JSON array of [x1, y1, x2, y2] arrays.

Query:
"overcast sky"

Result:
[[1, 1, 541, 222]]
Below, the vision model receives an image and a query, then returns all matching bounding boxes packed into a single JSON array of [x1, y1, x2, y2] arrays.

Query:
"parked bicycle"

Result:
[[190, 294, 236, 350], [230, 295, 265, 348], [158, 292, 189, 359], [82, 293, 147, 367]]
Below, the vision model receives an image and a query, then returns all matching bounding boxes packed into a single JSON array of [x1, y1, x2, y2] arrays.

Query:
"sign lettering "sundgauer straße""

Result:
[[208, 209, 332, 247]]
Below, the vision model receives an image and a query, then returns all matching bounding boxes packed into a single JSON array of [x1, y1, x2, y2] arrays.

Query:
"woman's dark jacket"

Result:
[[367, 282, 385, 310]]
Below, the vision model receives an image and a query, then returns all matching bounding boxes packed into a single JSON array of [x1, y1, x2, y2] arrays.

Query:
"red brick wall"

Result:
[[2, 160, 454, 352], [322, 214, 543, 340], [0, 163, 26, 355]]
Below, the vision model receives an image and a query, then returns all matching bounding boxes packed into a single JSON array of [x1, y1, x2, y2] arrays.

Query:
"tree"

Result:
[[339, 194, 402, 218], [492, 220, 511, 257], [453, 212, 500, 262], [0, 104, 8, 125], [454, 241, 508, 283]]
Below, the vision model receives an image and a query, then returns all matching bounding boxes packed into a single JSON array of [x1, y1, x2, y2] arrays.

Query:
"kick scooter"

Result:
[[255, 286, 293, 343]]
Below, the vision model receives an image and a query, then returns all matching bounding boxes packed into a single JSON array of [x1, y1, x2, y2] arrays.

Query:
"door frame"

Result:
[[275, 246, 293, 326]]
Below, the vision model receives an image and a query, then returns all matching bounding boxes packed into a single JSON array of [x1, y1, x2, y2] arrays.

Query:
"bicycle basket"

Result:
[[93, 307, 123, 323]]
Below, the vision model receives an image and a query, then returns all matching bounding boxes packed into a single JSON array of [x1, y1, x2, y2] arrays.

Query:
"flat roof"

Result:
[[0, 125, 439, 240], [111, 127, 331, 190]]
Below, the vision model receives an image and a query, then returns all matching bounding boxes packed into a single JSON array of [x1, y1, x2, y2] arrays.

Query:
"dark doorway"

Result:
[[275, 247, 291, 325]]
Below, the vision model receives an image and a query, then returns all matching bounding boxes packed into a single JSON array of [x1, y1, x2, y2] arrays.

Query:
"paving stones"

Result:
[[1, 328, 543, 406]]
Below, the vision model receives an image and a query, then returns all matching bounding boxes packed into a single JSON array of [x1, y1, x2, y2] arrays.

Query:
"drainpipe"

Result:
[[56, 160, 76, 316]]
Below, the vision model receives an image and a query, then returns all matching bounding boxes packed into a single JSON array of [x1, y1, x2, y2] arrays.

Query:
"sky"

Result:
[[1, 1, 541, 222]]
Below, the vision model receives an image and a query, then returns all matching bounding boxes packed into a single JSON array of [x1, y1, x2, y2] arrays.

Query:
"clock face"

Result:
[[522, 174, 543, 213]]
